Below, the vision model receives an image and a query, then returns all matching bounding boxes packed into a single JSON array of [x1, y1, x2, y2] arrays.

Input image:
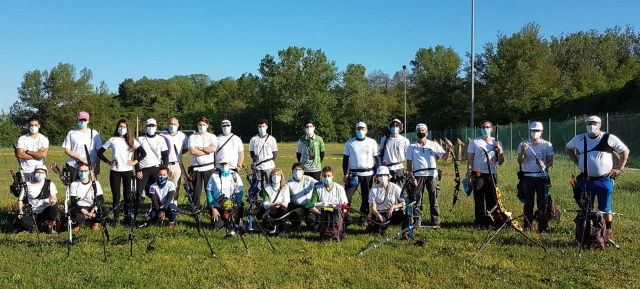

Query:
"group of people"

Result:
[[13, 112, 629, 244]]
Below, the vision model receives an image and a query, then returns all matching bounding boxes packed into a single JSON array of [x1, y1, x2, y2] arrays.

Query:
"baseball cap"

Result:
[[218, 156, 229, 164], [34, 164, 48, 173], [585, 116, 601, 123], [376, 166, 390, 175], [221, 120, 231, 126], [415, 123, 428, 131], [77, 111, 90, 120], [529, 122, 543, 130], [146, 119, 157, 126], [355, 122, 367, 129]]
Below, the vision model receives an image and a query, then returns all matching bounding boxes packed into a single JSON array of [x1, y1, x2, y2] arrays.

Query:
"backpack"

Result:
[[575, 211, 607, 250], [319, 208, 345, 242]]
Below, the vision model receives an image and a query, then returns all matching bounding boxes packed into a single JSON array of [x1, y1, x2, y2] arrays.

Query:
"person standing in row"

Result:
[[15, 116, 49, 182], [296, 121, 325, 181], [62, 111, 103, 181], [406, 124, 450, 228], [188, 117, 217, 209], [136, 118, 169, 203], [565, 116, 629, 241], [343, 121, 379, 224], [249, 119, 278, 190], [162, 117, 189, 198], [379, 119, 410, 185], [98, 119, 146, 226], [517, 122, 554, 232], [467, 120, 505, 229], [216, 120, 244, 172]]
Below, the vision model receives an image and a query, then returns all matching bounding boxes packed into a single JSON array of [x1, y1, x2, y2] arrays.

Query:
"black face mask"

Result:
[[417, 132, 426, 139]]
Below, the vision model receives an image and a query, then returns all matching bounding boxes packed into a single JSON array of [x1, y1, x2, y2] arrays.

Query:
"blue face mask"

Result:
[[78, 121, 87, 129], [390, 127, 399, 134], [481, 128, 492, 136], [159, 176, 168, 184], [198, 125, 207, 133], [293, 169, 303, 180], [34, 173, 46, 182], [323, 177, 332, 185], [79, 172, 89, 180], [222, 127, 230, 135], [117, 127, 127, 135], [356, 130, 366, 139], [258, 127, 266, 135], [168, 125, 178, 133]]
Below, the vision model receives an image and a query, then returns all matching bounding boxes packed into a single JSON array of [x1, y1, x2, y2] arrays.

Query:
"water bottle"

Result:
[[462, 178, 471, 196]]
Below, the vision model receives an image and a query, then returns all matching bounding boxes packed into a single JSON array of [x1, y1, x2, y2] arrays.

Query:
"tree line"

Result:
[[3, 23, 640, 146]]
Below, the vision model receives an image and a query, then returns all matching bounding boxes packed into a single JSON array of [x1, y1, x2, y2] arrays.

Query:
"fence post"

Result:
[[574, 116, 577, 136], [510, 122, 513, 160], [548, 118, 551, 143], [606, 112, 609, 132]]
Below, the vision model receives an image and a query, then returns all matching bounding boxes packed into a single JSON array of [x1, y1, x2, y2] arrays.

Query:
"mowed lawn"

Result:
[[0, 143, 638, 289]]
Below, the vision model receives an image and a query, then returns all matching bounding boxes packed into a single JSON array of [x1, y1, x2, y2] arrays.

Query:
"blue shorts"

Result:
[[576, 176, 613, 212]]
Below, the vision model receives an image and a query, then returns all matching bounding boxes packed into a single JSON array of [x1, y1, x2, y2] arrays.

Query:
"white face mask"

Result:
[[272, 175, 281, 185], [117, 128, 127, 136], [29, 126, 39, 134], [305, 127, 315, 136], [378, 176, 388, 185], [530, 131, 542, 139], [258, 127, 267, 135], [198, 125, 208, 133], [168, 125, 178, 133], [222, 127, 231, 135], [586, 125, 599, 134], [146, 127, 156, 135]]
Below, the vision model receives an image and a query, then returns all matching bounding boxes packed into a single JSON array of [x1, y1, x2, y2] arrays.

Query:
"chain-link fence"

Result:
[[428, 113, 638, 167]]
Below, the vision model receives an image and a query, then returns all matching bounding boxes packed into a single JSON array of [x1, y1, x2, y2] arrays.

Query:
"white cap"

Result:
[[585, 116, 601, 123], [218, 156, 229, 164], [415, 123, 428, 131], [146, 119, 157, 126], [34, 164, 48, 173], [221, 120, 231, 126], [355, 122, 367, 129], [376, 166, 390, 175], [529, 122, 543, 130]]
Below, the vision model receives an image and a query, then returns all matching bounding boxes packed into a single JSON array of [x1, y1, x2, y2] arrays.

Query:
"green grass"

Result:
[[0, 144, 639, 289]]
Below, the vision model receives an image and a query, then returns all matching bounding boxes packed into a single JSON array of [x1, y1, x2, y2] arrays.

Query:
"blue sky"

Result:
[[1, 1, 638, 113]]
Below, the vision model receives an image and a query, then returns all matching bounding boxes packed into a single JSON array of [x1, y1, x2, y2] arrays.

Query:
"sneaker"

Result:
[[414, 219, 421, 228], [606, 229, 614, 241], [47, 226, 58, 234], [92, 223, 100, 231], [434, 223, 441, 229], [402, 232, 410, 240], [168, 222, 175, 228], [278, 232, 286, 238]]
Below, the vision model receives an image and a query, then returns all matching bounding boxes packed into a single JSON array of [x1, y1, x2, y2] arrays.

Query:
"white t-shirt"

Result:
[[16, 133, 50, 173], [162, 131, 189, 163], [312, 183, 348, 208], [19, 180, 58, 214], [343, 137, 379, 176], [406, 140, 445, 177], [467, 137, 502, 174], [379, 135, 410, 170], [368, 182, 403, 213], [138, 135, 168, 169], [62, 129, 103, 168], [216, 134, 244, 169], [206, 171, 245, 200], [68, 180, 104, 207], [149, 181, 178, 207], [262, 184, 291, 209], [517, 139, 554, 173], [188, 132, 217, 172], [102, 137, 140, 172], [286, 175, 318, 206], [249, 134, 278, 170], [566, 132, 628, 177]]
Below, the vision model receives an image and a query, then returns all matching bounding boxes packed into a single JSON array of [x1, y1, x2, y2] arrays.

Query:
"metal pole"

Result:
[[403, 65, 407, 138], [510, 122, 513, 160], [548, 118, 551, 143], [574, 116, 577, 136], [606, 112, 609, 132], [470, 0, 475, 130]]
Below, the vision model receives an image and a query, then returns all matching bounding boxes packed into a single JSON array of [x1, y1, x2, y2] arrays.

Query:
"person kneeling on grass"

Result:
[[16, 165, 59, 234], [149, 167, 178, 228], [68, 163, 109, 232], [206, 157, 245, 236], [286, 162, 319, 232], [368, 166, 408, 236], [258, 168, 290, 238], [305, 166, 353, 236]]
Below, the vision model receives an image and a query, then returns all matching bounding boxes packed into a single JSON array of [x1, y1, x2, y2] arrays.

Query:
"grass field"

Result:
[[0, 143, 638, 289]]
